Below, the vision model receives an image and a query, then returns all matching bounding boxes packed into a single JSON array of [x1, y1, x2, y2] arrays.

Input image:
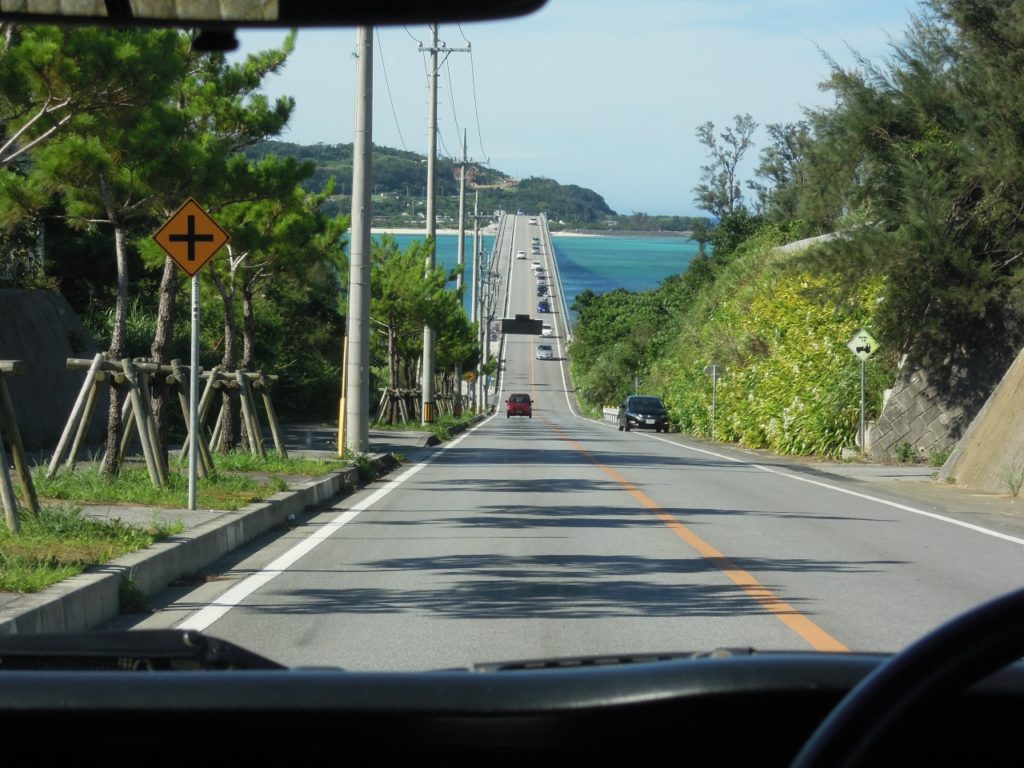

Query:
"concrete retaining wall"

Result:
[[868, 366, 965, 462], [0, 289, 106, 450], [940, 345, 1024, 493]]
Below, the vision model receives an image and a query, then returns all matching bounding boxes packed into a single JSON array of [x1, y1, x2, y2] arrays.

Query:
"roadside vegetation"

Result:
[[571, 0, 1024, 458], [32, 464, 289, 511], [0, 504, 184, 593]]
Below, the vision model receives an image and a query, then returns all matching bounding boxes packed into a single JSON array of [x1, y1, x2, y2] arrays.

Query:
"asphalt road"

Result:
[[111, 214, 1024, 671]]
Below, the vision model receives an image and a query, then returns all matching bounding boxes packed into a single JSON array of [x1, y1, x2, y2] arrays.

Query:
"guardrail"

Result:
[[539, 213, 573, 341]]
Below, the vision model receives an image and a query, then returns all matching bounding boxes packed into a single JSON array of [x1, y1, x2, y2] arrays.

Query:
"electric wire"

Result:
[[444, 56, 463, 153], [377, 28, 408, 151], [465, 41, 488, 161]]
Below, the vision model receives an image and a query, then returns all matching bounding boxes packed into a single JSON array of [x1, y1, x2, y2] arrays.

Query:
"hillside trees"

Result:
[[791, 0, 1024, 393], [692, 114, 758, 220]]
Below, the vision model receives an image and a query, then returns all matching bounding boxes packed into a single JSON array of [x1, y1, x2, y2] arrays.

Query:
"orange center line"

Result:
[[542, 422, 849, 653]]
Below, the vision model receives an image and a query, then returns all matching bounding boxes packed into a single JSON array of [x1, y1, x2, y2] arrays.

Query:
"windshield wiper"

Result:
[[469, 648, 756, 672], [0, 630, 284, 671]]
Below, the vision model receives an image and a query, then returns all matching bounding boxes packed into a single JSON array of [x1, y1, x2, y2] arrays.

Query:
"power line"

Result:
[[403, 25, 423, 44], [444, 57, 462, 153], [376, 28, 407, 151], [466, 43, 488, 162]]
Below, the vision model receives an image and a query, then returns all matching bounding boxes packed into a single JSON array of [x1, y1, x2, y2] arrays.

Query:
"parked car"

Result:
[[536, 344, 553, 360], [505, 392, 532, 418], [617, 395, 670, 433]]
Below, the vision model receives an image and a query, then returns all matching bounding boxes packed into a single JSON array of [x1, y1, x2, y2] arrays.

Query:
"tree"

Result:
[[749, 121, 812, 221], [370, 235, 467, 424], [143, 33, 297, 450], [26, 28, 187, 475], [692, 113, 758, 219]]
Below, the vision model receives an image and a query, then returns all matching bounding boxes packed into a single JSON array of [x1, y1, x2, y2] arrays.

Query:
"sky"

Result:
[[231, 0, 921, 217]]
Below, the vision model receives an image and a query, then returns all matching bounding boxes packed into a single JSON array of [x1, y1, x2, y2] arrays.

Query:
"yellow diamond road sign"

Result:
[[847, 328, 879, 361], [153, 197, 230, 277]]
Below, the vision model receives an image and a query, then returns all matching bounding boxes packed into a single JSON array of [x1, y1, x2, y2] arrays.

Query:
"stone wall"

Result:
[[868, 365, 966, 461], [0, 289, 106, 451]]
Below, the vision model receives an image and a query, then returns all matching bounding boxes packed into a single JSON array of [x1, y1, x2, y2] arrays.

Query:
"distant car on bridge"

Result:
[[536, 344, 553, 360], [537, 300, 551, 313], [541, 323, 553, 337]]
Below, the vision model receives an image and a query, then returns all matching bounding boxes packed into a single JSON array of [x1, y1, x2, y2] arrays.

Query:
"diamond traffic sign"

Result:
[[153, 198, 230, 277], [847, 328, 879, 361]]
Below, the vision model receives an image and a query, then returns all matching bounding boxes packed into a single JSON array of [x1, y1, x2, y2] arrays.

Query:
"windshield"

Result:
[[5, 0, 1024, 676]]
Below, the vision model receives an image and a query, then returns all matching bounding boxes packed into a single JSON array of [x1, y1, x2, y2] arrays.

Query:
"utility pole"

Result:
[[344, 26, 372, 453], [457, 129, 468, 294], [419, 25, 470, 424]]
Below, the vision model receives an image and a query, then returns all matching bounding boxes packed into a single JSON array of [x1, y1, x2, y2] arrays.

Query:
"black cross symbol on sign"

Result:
[[168, 215, 215, 262]]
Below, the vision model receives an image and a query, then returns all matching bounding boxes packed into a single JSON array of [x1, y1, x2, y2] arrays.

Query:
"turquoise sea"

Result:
[[382, 232, 697, 318]]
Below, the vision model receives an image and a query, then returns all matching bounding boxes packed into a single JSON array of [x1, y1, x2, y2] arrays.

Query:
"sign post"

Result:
[[704, 364, 721, 441], [154, 198, 230, 510], [846, 328, 879, 453]]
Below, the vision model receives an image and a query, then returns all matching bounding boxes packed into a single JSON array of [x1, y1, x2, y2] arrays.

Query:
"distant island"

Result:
[[245, 140, 706, 232]]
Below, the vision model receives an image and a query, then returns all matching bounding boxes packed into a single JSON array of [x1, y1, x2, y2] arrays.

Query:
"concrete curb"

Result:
[[0, 456, 395, 635]]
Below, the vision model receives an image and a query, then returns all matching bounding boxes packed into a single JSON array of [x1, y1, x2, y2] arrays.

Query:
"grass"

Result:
[[374, 412, 480, 442], [0, 505, 184, 593], [6, 451, 385, 595], [1004, 463, 1024, 498], [33, 464, 288, 511], [211, 450, 350, 476]]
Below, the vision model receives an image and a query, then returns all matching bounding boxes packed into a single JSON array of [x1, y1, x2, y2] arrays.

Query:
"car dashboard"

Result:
[[2, 638, 1023, 765]]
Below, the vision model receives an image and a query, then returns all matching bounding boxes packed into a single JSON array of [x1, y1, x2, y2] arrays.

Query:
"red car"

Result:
[[506, 393, 533, 418]]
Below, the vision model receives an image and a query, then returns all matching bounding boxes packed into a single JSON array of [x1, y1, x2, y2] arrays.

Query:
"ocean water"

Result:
[[551, 234, 698, 317], [377, 232, 697, 318]]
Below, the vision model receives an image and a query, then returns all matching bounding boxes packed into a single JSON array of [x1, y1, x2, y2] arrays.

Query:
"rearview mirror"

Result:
[[0, 0, 547, 27]]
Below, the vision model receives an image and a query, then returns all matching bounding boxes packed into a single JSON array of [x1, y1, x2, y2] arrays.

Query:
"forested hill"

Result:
[[245, 140, 680, 229]]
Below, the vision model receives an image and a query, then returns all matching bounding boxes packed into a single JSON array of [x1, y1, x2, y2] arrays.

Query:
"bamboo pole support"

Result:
[[136, 363, 169, 485], [209, 400, 225, 454], [0, 427, 19, 533], [257, 376, 287, 458], [121, 359, 161, 488], [116, 389, 136, 465], [48, 352, 103, 478], [65, 377, 99, 473], [0, 373, 39, 516], [236, 370, 265, 457], [171, 360, 212, 478]]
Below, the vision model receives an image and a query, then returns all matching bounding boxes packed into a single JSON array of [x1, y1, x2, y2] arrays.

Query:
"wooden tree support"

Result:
[[54, 359, 286, 481], [198, 369, 285, 458], [0, 360, 38, 533], [375, 388, 422, 426]]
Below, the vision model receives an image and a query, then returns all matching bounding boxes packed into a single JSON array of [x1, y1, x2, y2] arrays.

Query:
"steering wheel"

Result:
[[790, 585, 1024, 768]]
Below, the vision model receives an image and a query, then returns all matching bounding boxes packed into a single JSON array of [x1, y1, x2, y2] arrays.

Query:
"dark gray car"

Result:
[[617, 395, 670, 433]]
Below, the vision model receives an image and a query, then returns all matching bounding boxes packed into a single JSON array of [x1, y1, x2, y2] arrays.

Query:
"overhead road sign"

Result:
[[501, 314, 543, 335], [153, 197, 230, 276]]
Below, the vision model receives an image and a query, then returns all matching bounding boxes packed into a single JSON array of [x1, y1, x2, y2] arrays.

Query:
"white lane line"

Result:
[[176, 416, 497, 632], [611, 426, 1024, 548]]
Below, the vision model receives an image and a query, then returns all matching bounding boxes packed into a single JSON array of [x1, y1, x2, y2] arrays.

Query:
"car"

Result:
[[516, 250, 526, 259], [536, 343, 553, 359], [528, 217, 537, 225], [617, 395, 670, 433], [537, 300, 551, 313], [505, 392, 532, 417], [531, 260, 541, 269], [541, 323, 553, 337]]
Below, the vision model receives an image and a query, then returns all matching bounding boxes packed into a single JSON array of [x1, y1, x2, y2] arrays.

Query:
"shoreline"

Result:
[[370, 227, 692, 240]]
